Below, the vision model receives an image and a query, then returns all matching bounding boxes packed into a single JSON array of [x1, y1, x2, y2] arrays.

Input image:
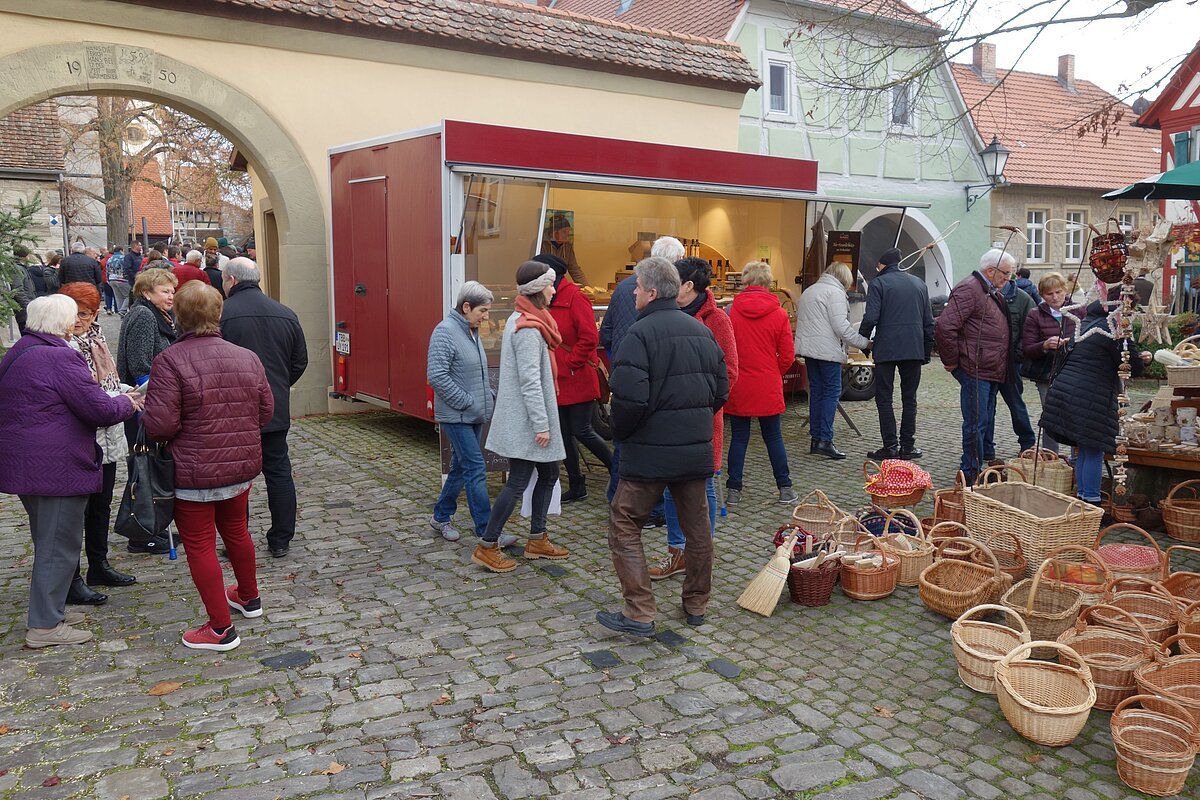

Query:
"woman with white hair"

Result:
[[426, 280, 499, 542], [0, 295, 142, 648], [794, 262, 871, 459]]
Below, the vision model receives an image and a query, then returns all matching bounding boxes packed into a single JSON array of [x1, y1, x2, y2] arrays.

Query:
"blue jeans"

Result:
[[1075, 447, 1103, 502], [983, 369, 1036, 459], [608, 440, 664, 518], [664, 477, 717, 549], [805, 358, 841, 443], [953, 369, 999, 480], [726, 414, 791, 490], [433, 422, 491, 537]]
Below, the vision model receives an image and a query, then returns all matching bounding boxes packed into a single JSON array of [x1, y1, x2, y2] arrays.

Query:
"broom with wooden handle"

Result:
[[737, 532, 798, 617]]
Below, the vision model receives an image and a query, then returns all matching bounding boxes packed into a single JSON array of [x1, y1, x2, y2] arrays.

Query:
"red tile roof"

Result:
[[125, 0, 760, 91], [952, 63, 1161, 192], [131, 160, 174, 238], [0, 101, 65, 173]]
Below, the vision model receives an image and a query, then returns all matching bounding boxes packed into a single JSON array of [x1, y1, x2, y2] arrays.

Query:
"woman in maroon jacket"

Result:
[[537, 253, 612, 502], [1021, 272, 1075, 454], [143, 282, 273, 652], [724, 261, 797, 506]]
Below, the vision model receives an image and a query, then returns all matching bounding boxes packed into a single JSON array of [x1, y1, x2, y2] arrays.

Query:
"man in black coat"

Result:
[[858, 247, 934, 460], [219, 257, 309, 558], [597, 257, 729, 637], [124, 241, 144, 285], [59, 243, 102, 287]]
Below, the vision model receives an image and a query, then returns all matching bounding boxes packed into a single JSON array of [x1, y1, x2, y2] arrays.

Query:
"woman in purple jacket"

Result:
[[1020, 272, 1076, 454], [0, 295, 141, 648]]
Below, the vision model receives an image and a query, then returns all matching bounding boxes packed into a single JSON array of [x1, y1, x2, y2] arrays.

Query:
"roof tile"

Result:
[[0, 101, 65, 173]]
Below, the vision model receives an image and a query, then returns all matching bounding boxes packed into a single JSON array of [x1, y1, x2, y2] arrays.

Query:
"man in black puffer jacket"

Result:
[[598, 257, 729, 637]]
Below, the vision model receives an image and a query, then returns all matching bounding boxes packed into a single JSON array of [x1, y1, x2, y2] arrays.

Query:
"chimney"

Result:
[[1058, 54, 1076, 92], [973, 42, 996, 84]]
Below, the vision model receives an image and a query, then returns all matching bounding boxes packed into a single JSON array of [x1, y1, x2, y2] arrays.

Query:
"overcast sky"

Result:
[[951, 0, 1197, 101]]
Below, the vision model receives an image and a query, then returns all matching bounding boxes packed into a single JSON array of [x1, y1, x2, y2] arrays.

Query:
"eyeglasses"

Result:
[[76, 310, 98, 320]]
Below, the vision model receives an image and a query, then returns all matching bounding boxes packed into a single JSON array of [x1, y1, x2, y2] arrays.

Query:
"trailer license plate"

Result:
[[335, 332, 350, 355]]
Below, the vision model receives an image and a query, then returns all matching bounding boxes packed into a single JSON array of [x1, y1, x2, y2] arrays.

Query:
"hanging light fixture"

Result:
[[965, 135, 1011, 212]]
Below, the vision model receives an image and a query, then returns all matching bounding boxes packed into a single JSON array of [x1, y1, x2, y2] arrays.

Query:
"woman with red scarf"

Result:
[[475, 261, 571, 573]]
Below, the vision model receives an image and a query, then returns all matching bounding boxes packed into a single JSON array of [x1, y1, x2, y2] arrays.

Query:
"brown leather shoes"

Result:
[[524, 534, 569, 560], [472, 543, 517, 573], [648, 546, 685, 580]]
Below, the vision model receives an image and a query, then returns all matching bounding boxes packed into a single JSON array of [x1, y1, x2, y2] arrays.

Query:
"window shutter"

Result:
[[1176, 132, 1191, 166]]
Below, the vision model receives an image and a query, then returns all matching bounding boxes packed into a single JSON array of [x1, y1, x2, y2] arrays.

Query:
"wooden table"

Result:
[[1125, 446, 1200, 473]]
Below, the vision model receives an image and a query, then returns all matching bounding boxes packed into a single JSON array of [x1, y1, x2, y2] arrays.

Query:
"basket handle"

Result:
[[974, 464, 1025, 486], [1092, 523, 1163, 556], [954, 470, 967, 490], [863, 459, 881, 482], [1105, 576, 1177, 608], [1017, 448, 1058, 462], [978, 529, 1023, 557], [884, 507, 927, 541], [1077, 603, 1154, 646], [955, 603, 1030, 636], [1156, 633, 1200, 657], [1164, 544, 1200, 580], [852, 533, 883, 552], [999, 641, 1092, 681], [938, 537, 1001, 576], [927, 520, 973, 541], [793, 489, 839, 522], [1165, 479, 1200, 501]]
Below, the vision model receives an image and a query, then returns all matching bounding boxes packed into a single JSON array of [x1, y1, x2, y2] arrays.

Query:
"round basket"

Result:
[[841, 535, 899, 601], [1057, 604, 1157, 711], [787, 556, 841, 607], [863, 460, 927, 507], [933, 471, 967, 525], [951, 604, 1030, 694], [919, 538, 1013, 620], [876, 508, 934, 587], [1092, 578, 1180, 646], [1008, 448, 1074, 495], [1135, 634, 1200, 728], [1111, 694, 1200, 797], [791, 489, 858, 544], [1162, 544, 1200, 608], [994, 641, 1096, 747], [927, 520, 978, 561], [1040, 544, 1113, 608], [1162, 480, 1200, 543], [975, 530, 1027, 583], [1002, 558, 1084, 659], [1093, 523, 1166, 583]]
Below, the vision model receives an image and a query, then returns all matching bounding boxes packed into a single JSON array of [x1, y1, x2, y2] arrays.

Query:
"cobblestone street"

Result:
[[1, 363, 1196, 800]]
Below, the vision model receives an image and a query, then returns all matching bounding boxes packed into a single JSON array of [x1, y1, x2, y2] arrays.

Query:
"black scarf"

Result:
[[681, 292, 706, 317], [136, 297, 178, 344]]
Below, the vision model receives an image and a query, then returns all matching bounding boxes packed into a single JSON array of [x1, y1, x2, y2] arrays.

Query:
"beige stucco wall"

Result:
[[0, 0, 745, 416]]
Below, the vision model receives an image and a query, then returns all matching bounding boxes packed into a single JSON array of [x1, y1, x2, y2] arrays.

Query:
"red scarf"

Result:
[[514, 294, 563, 392]]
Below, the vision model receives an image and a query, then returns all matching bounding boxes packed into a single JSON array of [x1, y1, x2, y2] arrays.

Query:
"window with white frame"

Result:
[[767, 60, 789, 115], [1026, 210, 1048, 263], [1118, 211, 1138, 234], [1064, 210, 1087, 263], [891, 82, 912, 127]]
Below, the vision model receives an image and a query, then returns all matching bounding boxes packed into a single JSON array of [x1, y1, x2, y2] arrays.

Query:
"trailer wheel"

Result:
[[841, 363, 876, 401], [592, 401, 613, 441]]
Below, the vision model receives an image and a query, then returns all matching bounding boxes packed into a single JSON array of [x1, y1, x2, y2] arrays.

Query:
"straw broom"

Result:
[[737, 533, 798, 617]]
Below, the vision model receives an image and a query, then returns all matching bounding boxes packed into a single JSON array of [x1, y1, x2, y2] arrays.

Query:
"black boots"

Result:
[[66, 575, 108, 606], [87, 559, 137, 587], [810, 440, 847, 460], [868, 446, 901, 460], [561, 477, 587, 503]]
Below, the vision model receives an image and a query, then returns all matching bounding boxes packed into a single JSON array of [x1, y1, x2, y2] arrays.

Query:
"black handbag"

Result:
[[114, 423, 175, 543]]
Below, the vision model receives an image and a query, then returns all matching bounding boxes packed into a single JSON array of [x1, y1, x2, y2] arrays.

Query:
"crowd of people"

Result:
[[1, 244, 306, 652]]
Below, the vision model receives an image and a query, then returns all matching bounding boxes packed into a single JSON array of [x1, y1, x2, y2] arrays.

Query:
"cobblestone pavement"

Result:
[[1, 355, 1197, 800]]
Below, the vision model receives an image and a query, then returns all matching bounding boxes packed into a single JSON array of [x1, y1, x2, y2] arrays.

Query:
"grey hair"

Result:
[[634, 256, 680, 300], [824, 262, 854, 290], [185, 249, 203, 264], [650, 236, 685, 263], [24, 295, 77, 337], [70, 242, 86, 254], [742, 261, 773, 288], [454, 281, 494, 312], [84, 246, 99, 258], [980, 248, 1017, 272], [222, 256, 260, 284]]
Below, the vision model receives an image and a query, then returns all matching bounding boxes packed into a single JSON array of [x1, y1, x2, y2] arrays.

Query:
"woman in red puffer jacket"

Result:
[[143, 282, 273, 653], [724, 261, 796, 507]]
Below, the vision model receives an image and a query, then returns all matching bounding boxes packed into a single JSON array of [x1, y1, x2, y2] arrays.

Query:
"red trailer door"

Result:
[[348, 178, 390, 400]]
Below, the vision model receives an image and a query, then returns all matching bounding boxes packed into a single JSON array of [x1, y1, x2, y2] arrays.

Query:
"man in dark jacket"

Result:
[[936, 248, 1015, 484], [1014, 268, 1042, 306], [124, 241, 144, 284], [858, 247, 935, 460], [598, 257, 729, 637], [59, 243, 103, 287], [219, 257, 308, 558]]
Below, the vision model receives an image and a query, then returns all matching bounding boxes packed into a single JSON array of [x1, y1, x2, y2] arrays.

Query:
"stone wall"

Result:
[[0, 176, 65, 256]]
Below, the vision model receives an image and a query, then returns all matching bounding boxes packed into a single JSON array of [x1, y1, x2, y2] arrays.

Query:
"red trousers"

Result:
[[174, 490, 258, 631]]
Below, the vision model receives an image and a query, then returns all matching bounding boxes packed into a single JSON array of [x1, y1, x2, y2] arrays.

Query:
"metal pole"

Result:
[[893, 208, 908, 248], [141, 217, 149, 250]]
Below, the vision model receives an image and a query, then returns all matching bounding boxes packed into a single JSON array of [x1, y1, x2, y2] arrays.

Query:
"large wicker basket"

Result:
[[1057, 604, 1157, 711], [1008, 448, 1074, 496], [1161, 479, 1200, 543], [841, 535, 899, 601], [1135, 634, 1200, 727], [876, 508, 934, 587], [1111, 694, 1200, 797], [1002, 559, 1084, 658], [1091, 578, 1180, 645], [919, 538, 1012, 620], [952, 604, 1030, 694], [965, 481, 1103, 577], [1093, 523, 1166, 583], [791, 490, 859, 545], [994, 641, 1096, 747]]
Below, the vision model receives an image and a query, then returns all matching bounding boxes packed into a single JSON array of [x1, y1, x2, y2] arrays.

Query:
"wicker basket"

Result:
[[1161, 480, 1200, 543], [965, 481, 1104, 577], [927, 520, 978, 561], [1002, 559, 1084, 658], [858, 506, 918, 538], [841, 535, 899, 601], [787, 555, 842, 607], [1008, 448, 1074, 495], [1093, 523, 1166, 582], [876, 508, 934, 587], [1135, 634, 1200, 727], [1089, 218, 1128, 283], [791, 490, 858, 544], [1040, 544, 1113, 608], [1111, 694, 1200, 797], [863, 460, 927, 507], [933, 471, 967, 525], [919, 538, 1013, 620], [1166, 337, 1200, 388], [1162, 544, 1200, 608], [1092, 578, 1180, 646], [1181, 601, 1200, 654], [975, 531, 1027, 584], [952, 604, 1030, 694], [994, 641, 1096, 747], [1057, 604, 1157, 711]]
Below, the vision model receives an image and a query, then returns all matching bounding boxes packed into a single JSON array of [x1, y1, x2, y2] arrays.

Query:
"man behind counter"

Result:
[[541, 214, 587, 285]]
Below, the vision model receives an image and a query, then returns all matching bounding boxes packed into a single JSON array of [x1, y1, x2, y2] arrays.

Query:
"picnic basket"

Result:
[[876, 508, 935, 587], [791, 490, 858, 544], [1008, 448, 1073, 495], [1091, 578, 1179, 646], [863, 459, 930, 507], [919, 538, 1012, 620], [841, 534, 899, 601], [1093, 523, 1166, 582], [1057, 604, 1157, 711], [1162, 544, 1200, 607], [1002, 558, 1084, 658], [964, 479, 1103, 577], [932, 471, 967, 525], [994, 641, 1096, 747], [974, 531, 1027, 583], [1111, 694, 1200, 797], [952, 604, 1030, 694], [1089, 217, 1128, 283], [1135, 634, 1200, 727], [1161, 479, 1200, 542], [1040, 544, 1113, 608]]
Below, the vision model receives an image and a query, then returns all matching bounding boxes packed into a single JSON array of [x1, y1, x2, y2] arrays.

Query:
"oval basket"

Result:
[[951, 604, 1030, 694], [876, 508, 934, 587], [1040, 544, 1113, 608], [919, 538, 1012, 620], [1093, 523, 1166, 583], [1092, 578, 1180, 646], [1111, 694, 1200, 798], [863, 460, 927, 508], [1057, 604, 1157, 711], [1161, 480, 1200, 543], [994, 641, 1096, 747], [1002, 557, 1083, 659], [1134, 634, 1200, 728]]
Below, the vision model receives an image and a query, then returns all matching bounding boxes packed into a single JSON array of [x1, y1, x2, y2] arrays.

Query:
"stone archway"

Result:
[[0, 41, 330, 417], [851, 207, 955, 298]]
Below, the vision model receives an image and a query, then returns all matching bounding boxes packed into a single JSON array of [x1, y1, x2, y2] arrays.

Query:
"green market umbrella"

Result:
[[1103, 159, 1200, 201]]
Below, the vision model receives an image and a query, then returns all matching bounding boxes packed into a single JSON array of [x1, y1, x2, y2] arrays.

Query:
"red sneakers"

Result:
[[225, 584, 263, 618], [182, 623, 241, 652]]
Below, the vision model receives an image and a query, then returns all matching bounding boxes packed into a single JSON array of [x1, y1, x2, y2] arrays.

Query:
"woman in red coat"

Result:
[[724, 261, 797, 506], [537, 254, 612, 501]]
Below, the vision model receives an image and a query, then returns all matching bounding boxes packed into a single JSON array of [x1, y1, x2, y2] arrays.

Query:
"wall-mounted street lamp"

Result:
[[965, 135, 1011, 212]]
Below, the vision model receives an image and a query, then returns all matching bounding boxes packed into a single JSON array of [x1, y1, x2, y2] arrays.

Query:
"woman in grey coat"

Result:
[[474, 262, 570, 573]]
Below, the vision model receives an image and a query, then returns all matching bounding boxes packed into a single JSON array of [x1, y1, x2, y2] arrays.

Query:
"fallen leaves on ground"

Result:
[[320, 762, 345, 775], [872, 705, 895, 718], [432, 693, 451, 706], [148, 681, 184, 697], [0, 724, 9, 735], [606, 735, 631, 745], [1026, 754, 1042, 764], [348, 652, 361, 659], [161, 747, 176, 756], [57, 702, 72, 710], [42, 777, 60, 787]]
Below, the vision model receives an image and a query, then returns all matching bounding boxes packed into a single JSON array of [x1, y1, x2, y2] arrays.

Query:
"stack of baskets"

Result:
[[1111, 694, 1200, 797], [919, 538, 1012, 620], [951, 605, 1030, 693], [1057, 604, 1157, 711], [994, 641, 1097, 746], [1162, 480, 1200, 543], [932, 471, 967, 526]]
